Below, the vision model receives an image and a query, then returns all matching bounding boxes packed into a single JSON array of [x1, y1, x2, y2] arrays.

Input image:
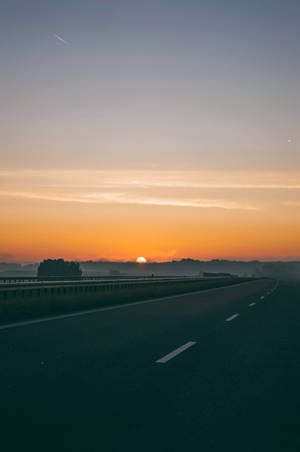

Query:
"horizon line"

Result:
[[2, 258, 300, 265]]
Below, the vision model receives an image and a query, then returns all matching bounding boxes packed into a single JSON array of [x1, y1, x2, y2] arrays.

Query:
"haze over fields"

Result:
[[1, 260, 300, 281], [1, 1, 300, 262]]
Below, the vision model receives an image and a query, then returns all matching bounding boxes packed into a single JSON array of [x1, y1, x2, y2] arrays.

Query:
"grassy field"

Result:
[[0, 277, 252, 325]]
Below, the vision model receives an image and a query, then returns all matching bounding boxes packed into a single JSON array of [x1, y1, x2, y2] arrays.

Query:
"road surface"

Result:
[[0, 278, 299, 451]]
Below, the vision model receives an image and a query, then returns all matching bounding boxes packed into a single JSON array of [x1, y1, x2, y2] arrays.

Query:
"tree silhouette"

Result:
[[37, 259, 82, 278]]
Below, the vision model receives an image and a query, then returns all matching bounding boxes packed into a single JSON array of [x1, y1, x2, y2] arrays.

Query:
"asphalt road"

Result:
[[0, 278, 299, 451]]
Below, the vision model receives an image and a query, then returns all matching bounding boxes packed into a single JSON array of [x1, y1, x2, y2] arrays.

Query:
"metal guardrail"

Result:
[[0, 275, 170, 283], [0, 277, 231, 301], [0, 276, 185, 288], [0, 276, 202, 289]]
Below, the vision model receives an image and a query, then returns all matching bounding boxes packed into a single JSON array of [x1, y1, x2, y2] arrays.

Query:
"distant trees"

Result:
[[37, 259, 82, 279], [253, 262, 300, 280]]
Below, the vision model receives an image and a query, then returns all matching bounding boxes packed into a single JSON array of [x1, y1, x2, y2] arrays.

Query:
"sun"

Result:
[[136, 256, 147, 264]]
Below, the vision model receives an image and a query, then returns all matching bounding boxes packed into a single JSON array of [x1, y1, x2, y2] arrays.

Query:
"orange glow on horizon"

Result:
[[1, 170, 300, 263]]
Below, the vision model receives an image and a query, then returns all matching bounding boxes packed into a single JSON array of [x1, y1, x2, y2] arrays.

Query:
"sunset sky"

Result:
[[1, 1, 300, 262]]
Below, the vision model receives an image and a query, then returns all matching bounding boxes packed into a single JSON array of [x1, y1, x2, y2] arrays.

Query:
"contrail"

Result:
[[54, 34, 68, 44]]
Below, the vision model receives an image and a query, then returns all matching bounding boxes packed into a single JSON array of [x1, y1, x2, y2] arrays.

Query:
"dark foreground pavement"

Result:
[[0, 279, 299, 451]]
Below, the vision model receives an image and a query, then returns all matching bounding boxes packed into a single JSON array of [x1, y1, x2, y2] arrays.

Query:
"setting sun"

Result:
[[136, 256, 147, 264]]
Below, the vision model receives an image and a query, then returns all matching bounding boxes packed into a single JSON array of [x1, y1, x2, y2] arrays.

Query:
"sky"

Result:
[[1, 0, 300, 262]]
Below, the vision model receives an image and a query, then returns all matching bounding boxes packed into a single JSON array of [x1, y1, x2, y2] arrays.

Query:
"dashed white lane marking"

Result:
[[248, 302, 256, 307], [271, 280, 279, 292], [156, 341, 196, 363], [225, 313, 239, 322], [260, 296, 265, 300]]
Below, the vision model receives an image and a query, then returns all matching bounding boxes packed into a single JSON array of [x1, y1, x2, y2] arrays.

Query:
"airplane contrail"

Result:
[[54, 34, 68, 44]]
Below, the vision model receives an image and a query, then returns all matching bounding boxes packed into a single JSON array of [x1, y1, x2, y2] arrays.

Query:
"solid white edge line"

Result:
[[0, 280, 256, 332], [156, 341, 196, 363], [225, 313, 239, 322]]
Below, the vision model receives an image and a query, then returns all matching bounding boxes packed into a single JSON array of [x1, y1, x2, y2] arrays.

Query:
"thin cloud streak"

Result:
[[2, 170, 300, 190], [86, 192, 259, 210], [0, 190, 259, 210], [126, 181, 300, 190], [284, 201, 300, 207]]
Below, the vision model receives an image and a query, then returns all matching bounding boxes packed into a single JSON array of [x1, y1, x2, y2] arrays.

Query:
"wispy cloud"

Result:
[[0, 190, 258, 210], [284, 201, 300, 207], [86, 192, 259, 210], [2, 169, 300, 190], [126, 181, 300, 190], [2, 169, 300, 212], [54, 34, 69, 44]]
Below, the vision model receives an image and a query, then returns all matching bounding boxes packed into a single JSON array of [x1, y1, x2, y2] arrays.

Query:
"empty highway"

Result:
[[0, 278, 299, 451]]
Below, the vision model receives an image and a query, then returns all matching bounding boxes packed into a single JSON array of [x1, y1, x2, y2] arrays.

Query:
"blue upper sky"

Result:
[[1, 0, 300, 170]]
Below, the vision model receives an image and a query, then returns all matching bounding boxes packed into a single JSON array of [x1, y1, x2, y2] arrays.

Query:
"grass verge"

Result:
[[0, 278, 252, 325]]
